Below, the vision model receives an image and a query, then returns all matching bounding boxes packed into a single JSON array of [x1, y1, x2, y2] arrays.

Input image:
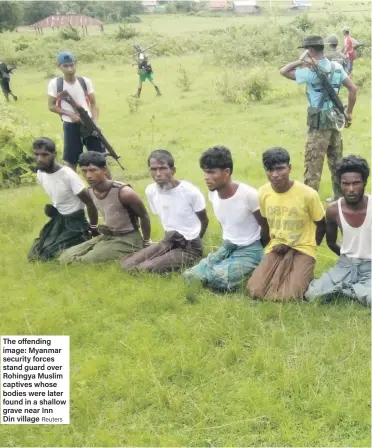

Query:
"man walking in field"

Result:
[[0, 60, 17, 102], [122, 150, 208, 273], [183, 146, 263, 295], [342, 26, 356, 76], [247, 147, 326, 302], [47, 51, 110, 176], [280, 35, 357, 201], [305, 155, 371, 307], [28, 137, 99, 262], [59, 152, 151, 264], [133, 44, 161, 98]]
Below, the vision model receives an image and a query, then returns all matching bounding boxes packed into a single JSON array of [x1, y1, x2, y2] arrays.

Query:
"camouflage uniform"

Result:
[[304, 128, 343, 199], [295, 36, 347, 200], [325, 50, 346, 69]]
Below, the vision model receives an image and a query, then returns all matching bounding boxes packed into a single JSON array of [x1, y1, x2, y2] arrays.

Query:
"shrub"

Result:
[[0, 105, 38, 188], [115, 25, 138, 40], [59, 25, 81, 41], [215, 69, 271, 103], [243, 69, 271, 101], [123, 15, 141, 24], [176, 66, 191, 92], [126, 96, 140, 114], [289, 12, 314, 32]]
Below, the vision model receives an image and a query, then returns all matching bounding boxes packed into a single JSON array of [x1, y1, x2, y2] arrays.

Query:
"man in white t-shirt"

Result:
[[183, 146, 263, 295], [28, 137, 99, 262], [121, 149, 209, 273], [47, 51, 107, 174]]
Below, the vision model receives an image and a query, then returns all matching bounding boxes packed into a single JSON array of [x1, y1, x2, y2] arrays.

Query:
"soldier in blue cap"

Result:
[[47, 51, 110, 178]]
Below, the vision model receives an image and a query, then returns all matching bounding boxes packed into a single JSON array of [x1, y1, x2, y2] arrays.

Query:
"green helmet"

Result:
[[326, 34, 339, 45]]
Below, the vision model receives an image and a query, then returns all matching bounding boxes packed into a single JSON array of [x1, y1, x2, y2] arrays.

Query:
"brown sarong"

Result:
[[247, 248, 315, 301], [121, 230, 203, 274]]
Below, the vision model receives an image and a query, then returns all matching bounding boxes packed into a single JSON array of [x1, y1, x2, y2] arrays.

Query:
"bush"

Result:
[[115, 25, 138, 40], [0, 105, 38, 188], [176, 66, 191, 92], [59, 25, 81, 41], [123, 15, 141, 23], [215, 68, 271, 103], [243, 69, 271, 101], [289, 12, 314, 32]]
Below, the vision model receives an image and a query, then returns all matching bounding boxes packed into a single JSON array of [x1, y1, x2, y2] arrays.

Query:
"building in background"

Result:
[[31, 13, 103, 34], [141, 0, 157, 13], [233, 0, 260, 14], [209, 0, 229, 10]]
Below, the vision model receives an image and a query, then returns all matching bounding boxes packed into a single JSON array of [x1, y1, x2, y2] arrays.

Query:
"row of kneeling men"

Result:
[[29, 138, 371, 307]]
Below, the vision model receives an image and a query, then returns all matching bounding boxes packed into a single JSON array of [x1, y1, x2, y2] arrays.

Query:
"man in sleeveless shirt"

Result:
[[247, 148, 326, 302], [59, 152, 151, 264], [183, 146, 263, 295], [280, 35, 357, 201], [122, 150, 208, 273], [306, 155, 371, 307], [47, 51, 108, 175], [28, 137, 99, 262]]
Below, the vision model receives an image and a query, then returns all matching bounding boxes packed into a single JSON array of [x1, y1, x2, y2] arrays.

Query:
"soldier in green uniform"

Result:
[[325, 34, 346, 69], [133, 44, 161, 98], [280, 35, 357, 201], [0, 60, 17, 102]]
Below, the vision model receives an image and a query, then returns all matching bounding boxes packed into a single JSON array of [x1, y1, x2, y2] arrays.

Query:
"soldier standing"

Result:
[[325, 34, 346, 69], [0, 61, 18, 102], [280, 35, 357, 201], [133, 44, 161, 98]]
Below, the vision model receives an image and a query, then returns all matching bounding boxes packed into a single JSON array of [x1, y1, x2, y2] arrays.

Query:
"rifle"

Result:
[[58, 90, 125, 171], [307, 53, 350, 130], [134, 43, 156, 56]]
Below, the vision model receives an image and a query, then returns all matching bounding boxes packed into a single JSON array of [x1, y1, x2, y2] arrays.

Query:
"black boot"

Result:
[[133, 87, 141, 98], [155, 85, 161, 96]]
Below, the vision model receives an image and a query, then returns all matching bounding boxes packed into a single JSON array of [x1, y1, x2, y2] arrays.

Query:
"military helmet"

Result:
[[326, 34, 339, 45]]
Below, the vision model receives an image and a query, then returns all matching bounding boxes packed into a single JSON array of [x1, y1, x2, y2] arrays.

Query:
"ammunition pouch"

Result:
[[307, 107, 340, 130]]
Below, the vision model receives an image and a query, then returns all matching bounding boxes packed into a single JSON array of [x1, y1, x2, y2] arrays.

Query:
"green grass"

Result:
[[0, 12, 371, 447]]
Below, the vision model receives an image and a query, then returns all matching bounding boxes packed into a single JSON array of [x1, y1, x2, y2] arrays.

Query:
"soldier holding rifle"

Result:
[[47, 51, 111, 178], [133, 43, 161, 98], [280, 35, 357, 201]]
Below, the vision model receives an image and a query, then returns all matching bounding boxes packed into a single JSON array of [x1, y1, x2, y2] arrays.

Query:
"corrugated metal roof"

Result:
[[209, 0, 228, 9], [31, 14, 103, 28], [233, 0, 258, 6], [141, 0, 157, 6]]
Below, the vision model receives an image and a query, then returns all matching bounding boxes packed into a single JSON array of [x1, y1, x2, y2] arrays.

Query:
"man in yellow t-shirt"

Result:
[[247, 147, 326, 301]]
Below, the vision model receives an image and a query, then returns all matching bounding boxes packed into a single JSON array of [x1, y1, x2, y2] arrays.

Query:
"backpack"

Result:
[[56, 76, 90, 108]]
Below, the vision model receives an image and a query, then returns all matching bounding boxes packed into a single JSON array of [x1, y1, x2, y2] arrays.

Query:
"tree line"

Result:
[[0, 1, 145, 32]]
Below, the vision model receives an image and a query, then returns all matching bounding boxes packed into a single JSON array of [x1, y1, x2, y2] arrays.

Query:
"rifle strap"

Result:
[[317, 62, 336, 110], [56, 76, 90, 111]]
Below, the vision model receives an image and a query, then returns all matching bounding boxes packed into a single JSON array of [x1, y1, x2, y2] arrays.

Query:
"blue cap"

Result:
[[57, 51, 75, 65]]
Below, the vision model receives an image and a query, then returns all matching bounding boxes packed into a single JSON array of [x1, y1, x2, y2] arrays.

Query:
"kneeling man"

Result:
[[122, 150, 208, 273], [247, 147, 326, 301], [183, 146, 263, 292], [306, 155, 371, 307], [28, 137, 98, 262], [59, 152, 150, 264]]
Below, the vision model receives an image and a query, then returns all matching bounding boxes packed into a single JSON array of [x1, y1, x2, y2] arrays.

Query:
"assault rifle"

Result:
[[307, 53, 350, 130], [133, 43, 156, 56], [58, 90, 125, 171]]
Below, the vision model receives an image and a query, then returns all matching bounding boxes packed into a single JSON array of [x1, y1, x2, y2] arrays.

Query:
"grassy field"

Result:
[[0, 11, 371, 447]]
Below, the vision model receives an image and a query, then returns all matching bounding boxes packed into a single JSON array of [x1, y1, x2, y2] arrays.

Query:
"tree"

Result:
[[0, 2, 23, 32], [21, 1, 60, 25]]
